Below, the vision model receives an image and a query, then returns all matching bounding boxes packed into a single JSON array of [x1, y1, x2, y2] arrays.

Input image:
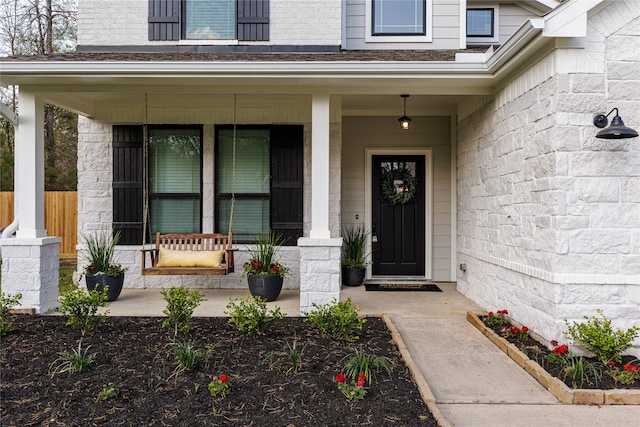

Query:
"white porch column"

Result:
[[0, 89, 60, 313], [15, 90, 46, 238], [310, 93, 331, 239], [299, 93, 342, 314]]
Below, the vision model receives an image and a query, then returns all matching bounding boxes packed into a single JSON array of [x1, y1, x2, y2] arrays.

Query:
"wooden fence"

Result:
[[0, 192, 77, 255]]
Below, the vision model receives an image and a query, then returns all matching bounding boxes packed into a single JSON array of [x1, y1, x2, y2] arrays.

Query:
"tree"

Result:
[[0, 0, 77, 191]]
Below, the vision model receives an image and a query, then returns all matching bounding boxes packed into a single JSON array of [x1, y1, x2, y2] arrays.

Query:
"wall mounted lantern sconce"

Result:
[[593, 108, 638, 139], [398, 94, 412, 130]]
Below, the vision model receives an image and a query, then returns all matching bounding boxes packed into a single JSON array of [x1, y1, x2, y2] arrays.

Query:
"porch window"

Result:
[[148, 126, 202, 235], [184, 0, 235, 40], [216, 125, 303, 245], [372, 0, 426, 36]]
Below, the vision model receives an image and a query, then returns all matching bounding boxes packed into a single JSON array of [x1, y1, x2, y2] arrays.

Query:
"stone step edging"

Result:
[[466, 311, 640, 405]]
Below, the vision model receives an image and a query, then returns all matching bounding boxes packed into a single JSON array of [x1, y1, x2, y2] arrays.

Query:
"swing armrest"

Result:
[[141, 248, 159, 270]]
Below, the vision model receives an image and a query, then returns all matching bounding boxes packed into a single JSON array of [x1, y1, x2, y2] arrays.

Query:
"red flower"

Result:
[[358, 374, 367, 382], [357, 380, 365, 387], [219, 375, 228, 383], [553, 344, 568, 355], [497, 309, 508, 315], [624, 364, 636, 372], [271, 265, 280, 272], [607, 360, 616, 367], [487, 311, 494, 317], [511, 326, 520, 335], [335, 373, 345, 383], [502, 326, 509, 333], [550, 340, 558, 347], [521, 326, 529, 332]]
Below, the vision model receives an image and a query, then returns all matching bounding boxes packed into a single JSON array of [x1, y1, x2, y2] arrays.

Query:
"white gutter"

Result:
[[0, 103, 18, 239]]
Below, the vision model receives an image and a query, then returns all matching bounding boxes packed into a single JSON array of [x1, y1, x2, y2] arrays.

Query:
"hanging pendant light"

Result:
[[593, 108, 638, 139], [398, 94, 412, 130]]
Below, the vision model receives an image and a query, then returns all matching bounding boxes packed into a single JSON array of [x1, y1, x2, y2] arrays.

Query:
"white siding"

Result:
[[341, 116, 453, 281]]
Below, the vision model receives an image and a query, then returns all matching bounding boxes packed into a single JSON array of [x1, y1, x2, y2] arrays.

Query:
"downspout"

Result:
[[0, 102, 18, 239]]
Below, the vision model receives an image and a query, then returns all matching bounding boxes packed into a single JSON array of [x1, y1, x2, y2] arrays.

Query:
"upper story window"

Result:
[[366, 0, 432, 43], [185, 0, 236, 40], [466, 6, 498, 44], [373, 0, 425, 35], [149, 0, 269, 42]]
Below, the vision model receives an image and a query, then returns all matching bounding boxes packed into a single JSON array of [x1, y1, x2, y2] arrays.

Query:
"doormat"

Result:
[[364, 283, 442, 292]]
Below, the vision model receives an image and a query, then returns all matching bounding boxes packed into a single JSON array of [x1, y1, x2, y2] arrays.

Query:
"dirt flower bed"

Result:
[[1, 315, 437, 427], [480, 311, 640, 391]]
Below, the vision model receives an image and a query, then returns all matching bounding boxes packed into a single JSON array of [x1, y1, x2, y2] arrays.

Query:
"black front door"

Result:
[[371, 155, 425, 276]]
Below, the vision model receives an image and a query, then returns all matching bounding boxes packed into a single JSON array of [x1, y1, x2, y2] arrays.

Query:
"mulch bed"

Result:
[[1, 315, 437, 427], [482, 318, 640, 391]]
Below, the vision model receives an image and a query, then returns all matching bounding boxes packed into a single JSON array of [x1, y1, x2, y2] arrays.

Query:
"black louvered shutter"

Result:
[[113, 125, 144, 245], [148, 0, 180, 41], [270, 126, 303, 246], [238, 0, 269, 41]]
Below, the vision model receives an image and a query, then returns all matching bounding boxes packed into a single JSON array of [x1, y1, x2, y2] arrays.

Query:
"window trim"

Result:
[[365, 0, 433, 43], [148, 125, 204, 235], [466, 6, 499, 44]]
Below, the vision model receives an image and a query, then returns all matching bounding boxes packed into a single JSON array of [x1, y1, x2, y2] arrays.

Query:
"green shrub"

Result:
[[96, 383, 120, 401], [559, 355, 603, 389], [161, 287, 205, 336], [224, 294, 285, 336], [564, 310, 639, 364], [262, 339, 306, 374], [340, 346, 392, 385], [49, 339, 98, 377], [57, 287, 109, 335], [304, 297, 366, 342], [169, 340, 212, 374], [0, 292, 22, 336]]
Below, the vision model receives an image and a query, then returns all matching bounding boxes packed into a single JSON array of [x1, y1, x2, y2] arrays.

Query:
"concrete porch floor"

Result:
[[92, 283, 640, 426]]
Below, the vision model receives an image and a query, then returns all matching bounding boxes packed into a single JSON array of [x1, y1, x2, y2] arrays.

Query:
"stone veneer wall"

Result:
[[456, 3, 640, 355]]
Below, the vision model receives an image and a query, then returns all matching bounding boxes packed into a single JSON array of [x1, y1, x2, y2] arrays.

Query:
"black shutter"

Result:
[[148, 0, 180, 41], [270, 125, 303, 246], [113, 125, 144, 245], [237, 0, 269, 41]]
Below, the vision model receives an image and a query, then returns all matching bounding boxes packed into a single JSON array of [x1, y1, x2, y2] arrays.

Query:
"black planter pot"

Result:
[[342, 267, 366, 286], [85, 274, 124, 302], [247, 274, 283, 302]]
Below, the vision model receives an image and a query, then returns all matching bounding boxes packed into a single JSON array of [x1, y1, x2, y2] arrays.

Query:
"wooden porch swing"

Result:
[[141, 96, 238, 276]]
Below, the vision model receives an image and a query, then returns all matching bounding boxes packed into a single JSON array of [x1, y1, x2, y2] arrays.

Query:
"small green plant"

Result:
[[304, 298, 366, 342], [96, 382, 120, 401], [564, 310, 639, 364], [169, 340, 212, 374], [241, 231, 289, 278], [208, 375, 231, 397], [81, 229, 126, 277], [49, 340, 97, 377], [340, 346, 392, 385], [262, 339, 306, 374], [341, 224, 371, 269], [161, 287, 205, 336], [224, 293, 285, 336], [0, 292, 22, 336], [57, 287, 110, 335], [559, 355, 603, 389], [335, 373, 367, 401], [482, 310, 510, 327]]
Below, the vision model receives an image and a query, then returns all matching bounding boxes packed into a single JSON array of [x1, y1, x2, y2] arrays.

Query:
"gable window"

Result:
[[366, 0, 431, 43], [373, 0, 425, 35], [148, 126, 203, 235], [185, 0, 236, 40], [466, 7, 498, 44], [216, 125, 303, 245], [149, 0, 269, 42]]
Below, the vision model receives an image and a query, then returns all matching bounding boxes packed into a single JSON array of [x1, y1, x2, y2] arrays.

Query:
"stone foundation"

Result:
[[298, 237, 342, 314]]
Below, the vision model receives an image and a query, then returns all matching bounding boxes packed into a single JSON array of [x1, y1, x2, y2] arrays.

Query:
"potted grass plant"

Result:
[[82, 229, 126, 302], [242, 231, 289, 302], [341, 224, 371, 286]]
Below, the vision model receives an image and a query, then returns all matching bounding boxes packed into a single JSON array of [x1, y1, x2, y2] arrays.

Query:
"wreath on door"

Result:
[[381, 167, 417, 204]]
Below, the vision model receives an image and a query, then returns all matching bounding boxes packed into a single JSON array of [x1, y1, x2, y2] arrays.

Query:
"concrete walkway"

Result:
[[104, 283, 640, 427]]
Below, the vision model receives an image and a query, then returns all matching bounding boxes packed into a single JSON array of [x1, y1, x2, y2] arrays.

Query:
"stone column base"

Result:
[[298, 237, 342, 314], [0, 237, 61, 314]]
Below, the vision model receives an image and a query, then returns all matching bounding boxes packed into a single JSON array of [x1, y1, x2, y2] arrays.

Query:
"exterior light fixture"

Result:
[[593, 108, 638, 139], [398, 94, 412, 130]]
